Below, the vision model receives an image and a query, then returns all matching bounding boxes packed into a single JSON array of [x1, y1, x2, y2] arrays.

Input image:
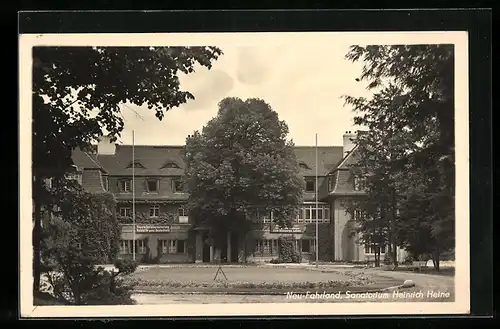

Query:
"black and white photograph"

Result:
[[19, 30, 470, 317]]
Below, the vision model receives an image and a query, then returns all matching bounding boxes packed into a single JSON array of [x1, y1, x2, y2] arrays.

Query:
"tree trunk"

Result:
[[432, 248, 441, 272], [375, 247, 380, 267], [33, 176, 42, 295], [392, 241, 398, 268]]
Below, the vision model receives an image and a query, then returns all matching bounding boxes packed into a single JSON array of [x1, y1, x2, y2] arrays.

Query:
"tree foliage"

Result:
[[40, 180, 137, 304], [185, 97, 304, 248], [32, 45, 222, 293], [33, 46, 223, 179], [343, 44, 455, 270]]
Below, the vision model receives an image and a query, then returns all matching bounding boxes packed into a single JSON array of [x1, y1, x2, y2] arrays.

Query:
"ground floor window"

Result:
[[254, 239, 279, 256], [300, 239, 316, 253], [160, 239, 186, 254], [119, 239, 147, 254], [364, 239, 386, 254]]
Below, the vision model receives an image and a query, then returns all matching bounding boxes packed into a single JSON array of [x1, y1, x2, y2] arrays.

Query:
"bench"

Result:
[[412, 260, 428, 271]]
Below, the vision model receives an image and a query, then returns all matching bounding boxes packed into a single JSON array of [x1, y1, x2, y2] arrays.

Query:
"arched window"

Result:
[[298, 162, 310, 170]]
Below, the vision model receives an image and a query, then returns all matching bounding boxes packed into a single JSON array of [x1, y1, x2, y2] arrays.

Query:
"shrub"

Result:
[[270, 258, 281, 264], [403, 255, 414, 265], [39, 187, 137, 305], [277, 236, 302, 263]]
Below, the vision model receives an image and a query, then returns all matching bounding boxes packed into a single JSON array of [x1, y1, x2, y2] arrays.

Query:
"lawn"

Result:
[[124, 265, 402, 293]]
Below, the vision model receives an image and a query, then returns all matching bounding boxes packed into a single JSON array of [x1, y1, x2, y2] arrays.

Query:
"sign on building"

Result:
[[270, 225, 304, 233], [136, 225, 171, 233]]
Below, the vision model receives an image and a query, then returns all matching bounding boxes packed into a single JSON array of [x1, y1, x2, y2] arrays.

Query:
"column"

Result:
[[227, 231, 232, 263], [195, 231, 203, 263], [209, 245, 214, 263]]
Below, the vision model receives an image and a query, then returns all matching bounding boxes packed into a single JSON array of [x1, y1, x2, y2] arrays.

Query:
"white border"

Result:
[[19, 31, 469, 317]]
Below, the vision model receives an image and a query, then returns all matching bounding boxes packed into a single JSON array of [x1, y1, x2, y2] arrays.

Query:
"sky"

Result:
[[117, 44, 371, 147]]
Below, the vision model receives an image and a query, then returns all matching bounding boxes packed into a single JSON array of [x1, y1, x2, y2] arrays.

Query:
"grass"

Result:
[[125, 278, 373, 290], [381, 265, 455, 277], [123, 266, 405, 293]]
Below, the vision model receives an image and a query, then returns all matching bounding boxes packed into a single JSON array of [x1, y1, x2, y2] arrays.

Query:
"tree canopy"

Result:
[[32, 45, 223, 294], [343, 44, 455, 269], [184, 97, 304, 246], [33, 46, 222, 180]]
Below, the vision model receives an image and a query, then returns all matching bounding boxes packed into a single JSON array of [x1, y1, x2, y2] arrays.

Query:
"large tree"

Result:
[[185, 97, 304, 253], [343, 44, 455, 270], [32, 46, 222, 293]]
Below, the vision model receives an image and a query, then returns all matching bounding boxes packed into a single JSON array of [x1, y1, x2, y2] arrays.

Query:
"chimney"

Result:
[[342, 131, 356, 157], [97, 136, 116, 155]]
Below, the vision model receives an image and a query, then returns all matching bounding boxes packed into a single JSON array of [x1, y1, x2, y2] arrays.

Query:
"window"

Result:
[[137, 240, 147, 253], [364, 238, 386, 254], [126, 161, 145, 169], [75, 242, 82, 250], [146, 179, 159, 192], [301, 239, 310, 253], [305, 178, 315, 192], [262, 211, 273, 223], [354, 176, 366, 191], [66, 172, 82, 185], [160, 240, 186, 254], [254, 239, 279, 256], [119, 240, 130, 254], [301, 204, 330, 223], [298, 162, 310, 170], [161, 162, 181, 169], [297, 207, 304, 223], [353, 210, 363, 220], [103, 176, 109, 191], [300, 240, 316, 253], [178, 206, 189, 223], [149, 205, 159, 217], [120, 180, 131, 193], [119, 207, 131, 217], [119, 240, 147, 254], [172, 177, 184, 192]]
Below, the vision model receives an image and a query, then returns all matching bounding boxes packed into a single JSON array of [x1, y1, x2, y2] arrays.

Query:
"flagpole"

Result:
[[132, 130, 136, 261], [315, 133, 319, 267]]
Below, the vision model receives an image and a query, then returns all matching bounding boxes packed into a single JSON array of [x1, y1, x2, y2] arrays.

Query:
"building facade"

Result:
[[70, 132, 406, 264]]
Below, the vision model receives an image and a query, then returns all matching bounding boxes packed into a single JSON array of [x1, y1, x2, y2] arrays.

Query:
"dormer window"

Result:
[[161, 162, 181, 169], [120, 179, 131, 193], [298, 162, 311, 170], [305, 178, 315, 192], [172, 177, 184, 193], [146, 178, 159, 193], [126, 161, 145, 169]]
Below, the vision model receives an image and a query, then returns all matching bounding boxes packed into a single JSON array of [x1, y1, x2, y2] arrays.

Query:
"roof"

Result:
[[293, 146, 343, 177], [71, 148, 104, 171], [81, 169, 107, 193], [72, 145, 344, 177]]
